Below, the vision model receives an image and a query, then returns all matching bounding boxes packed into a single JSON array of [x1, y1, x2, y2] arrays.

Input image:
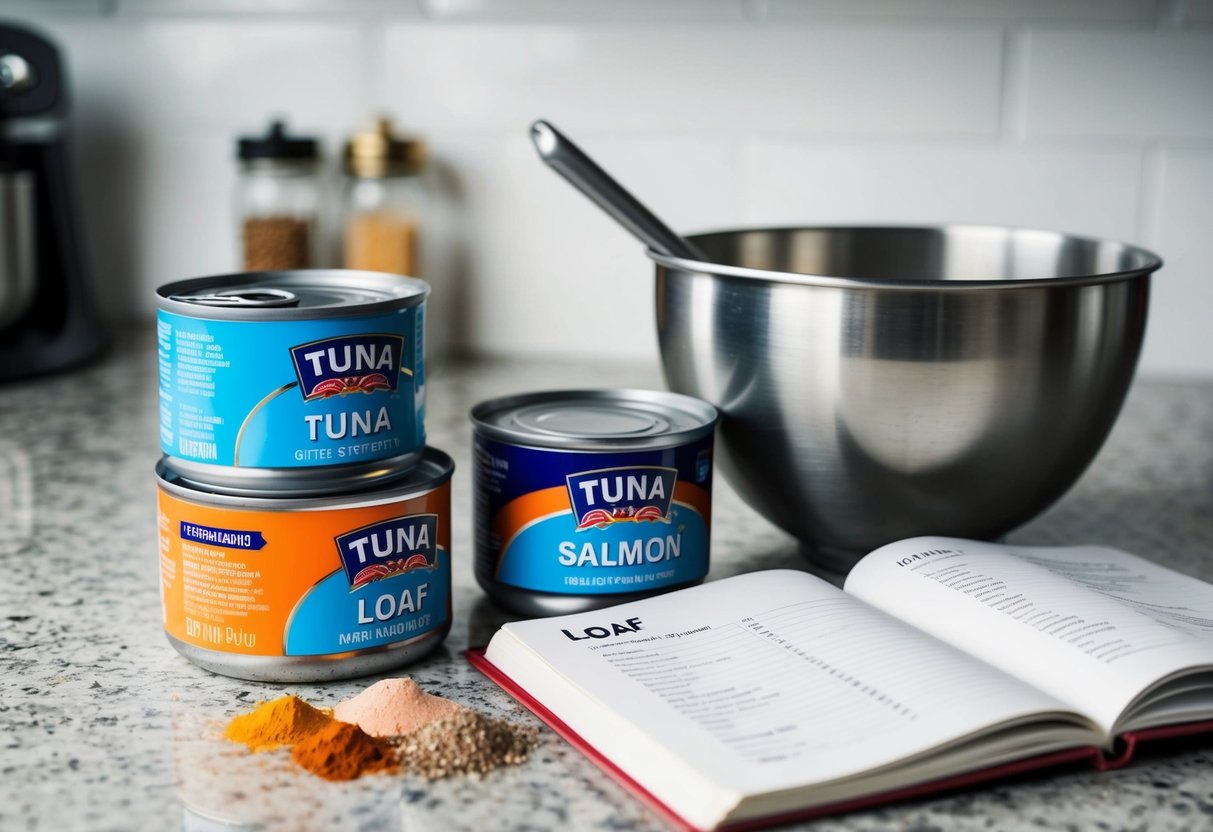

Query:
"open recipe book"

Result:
[[468, 538, 1213, 831]]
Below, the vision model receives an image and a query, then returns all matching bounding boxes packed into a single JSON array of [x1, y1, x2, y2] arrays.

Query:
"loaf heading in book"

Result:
[[895, 548, 957, 567], [562, 616, 644, 641]]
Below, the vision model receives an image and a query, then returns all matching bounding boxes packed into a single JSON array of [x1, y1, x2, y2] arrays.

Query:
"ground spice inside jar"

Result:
[[344, 214, 417, 276], [223, 694, 332, 751], [244, 216, 311, 270]]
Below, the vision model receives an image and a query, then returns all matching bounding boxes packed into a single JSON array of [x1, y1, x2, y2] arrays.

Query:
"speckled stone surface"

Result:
[[3, 334, 1213, 832]]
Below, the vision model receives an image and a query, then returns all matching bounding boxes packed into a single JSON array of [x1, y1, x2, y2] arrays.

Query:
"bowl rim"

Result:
[[648, 223, 1164, 291]]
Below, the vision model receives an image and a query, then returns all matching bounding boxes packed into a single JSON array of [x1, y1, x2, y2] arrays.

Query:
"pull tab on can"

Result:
[[170, 288, 300, 308]]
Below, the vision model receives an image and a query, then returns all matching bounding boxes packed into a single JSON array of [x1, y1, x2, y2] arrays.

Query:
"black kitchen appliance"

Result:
[[0, 21, 105, 382]]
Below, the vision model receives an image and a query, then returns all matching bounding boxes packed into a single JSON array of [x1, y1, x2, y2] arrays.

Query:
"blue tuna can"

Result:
[[157, 270, 427, 495], [471, 389, 718, 617]]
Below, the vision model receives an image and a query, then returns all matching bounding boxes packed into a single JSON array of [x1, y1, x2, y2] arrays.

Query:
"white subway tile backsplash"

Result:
[[741, 141, 1143, 242], [1, 1, 108, 15], [81, 131, 236, 321], [764, 0, 1157, 24], [1161, 0, 1213, 27], [442, 134, 742, 361], [1187, 0, 1213, 25], [380, 22, 1003, 138], [6, 8, 1213, 376], [1025, 30, 1213, 140], [423, 0, 744, 22], [115, 0, 424, 15], [44, 17, 367, 131], [1140, 150, 1213, 377]]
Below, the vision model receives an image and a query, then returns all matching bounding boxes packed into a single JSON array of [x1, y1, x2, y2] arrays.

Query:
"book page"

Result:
[[845, 538, 1213, 734], [487, 569, 1089, 824]]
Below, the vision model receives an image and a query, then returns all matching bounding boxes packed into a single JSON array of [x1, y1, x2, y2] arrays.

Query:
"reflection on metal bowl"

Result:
[[653, 225, 1160, 570]]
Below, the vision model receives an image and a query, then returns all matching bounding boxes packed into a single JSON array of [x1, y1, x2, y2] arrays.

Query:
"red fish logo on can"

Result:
[[310, 374, 392, 398], [335, 514, 439, 590], [290, 334, 404, 401], [566, 467, 677, 532]]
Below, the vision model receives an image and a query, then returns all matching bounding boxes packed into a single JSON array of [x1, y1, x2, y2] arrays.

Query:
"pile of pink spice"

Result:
[[335, 678, 463, 736], [332, 677, 538, 779]]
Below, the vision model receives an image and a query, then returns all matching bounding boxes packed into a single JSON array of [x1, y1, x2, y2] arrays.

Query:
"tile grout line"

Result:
[[742, 0, 768, 24], [1136, 145, 1167, 248], [359, 13, 386, 117], [997, 25, 1030, 145]]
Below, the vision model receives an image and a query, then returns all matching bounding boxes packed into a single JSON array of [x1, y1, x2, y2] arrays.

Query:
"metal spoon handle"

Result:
[[530, 120, 705, 262]]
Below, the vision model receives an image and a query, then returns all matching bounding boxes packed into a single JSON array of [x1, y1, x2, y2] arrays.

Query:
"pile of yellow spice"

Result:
[[223, 679, 537, 782]]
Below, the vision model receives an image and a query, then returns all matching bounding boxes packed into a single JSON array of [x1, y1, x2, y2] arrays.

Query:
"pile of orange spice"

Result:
[[223, 694, 397, 781], [291, 721, 397, 780]]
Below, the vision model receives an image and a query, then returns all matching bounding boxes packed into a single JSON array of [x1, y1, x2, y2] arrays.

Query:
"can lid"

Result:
[[471, 389, 718, 450], [156, 269, 429, 320]]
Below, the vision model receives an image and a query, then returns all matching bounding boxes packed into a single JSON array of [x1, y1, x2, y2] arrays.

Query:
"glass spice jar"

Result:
[[236, 120, 321, 271], [341, 117, 427, 278]]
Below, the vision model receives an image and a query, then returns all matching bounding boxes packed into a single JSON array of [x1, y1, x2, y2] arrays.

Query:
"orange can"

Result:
[[156, 448, 453, 682]]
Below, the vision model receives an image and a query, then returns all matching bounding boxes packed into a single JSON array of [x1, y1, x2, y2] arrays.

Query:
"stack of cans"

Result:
[[154, 270, 453, 682]]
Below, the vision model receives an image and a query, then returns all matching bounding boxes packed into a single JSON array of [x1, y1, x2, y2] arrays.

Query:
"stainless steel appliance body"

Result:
[[0, 22, 106, 381], [653, 225, 1160, 569]]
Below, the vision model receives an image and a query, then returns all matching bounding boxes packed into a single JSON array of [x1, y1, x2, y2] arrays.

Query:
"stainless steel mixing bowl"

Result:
[[652, 225, 1161, 570]]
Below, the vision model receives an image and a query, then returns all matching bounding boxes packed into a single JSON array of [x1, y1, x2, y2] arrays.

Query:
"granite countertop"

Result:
[[3, 335, 1213, 832]]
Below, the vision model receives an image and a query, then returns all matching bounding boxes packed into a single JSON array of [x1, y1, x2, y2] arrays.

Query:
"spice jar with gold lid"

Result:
[[340, 117, 427, 278], [235, 120, 321, 271]]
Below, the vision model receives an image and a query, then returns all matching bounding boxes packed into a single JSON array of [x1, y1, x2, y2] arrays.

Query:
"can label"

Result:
[[158, 481, 450, 657], [474, 437, 713, 594], [157, 308, 425, 469]]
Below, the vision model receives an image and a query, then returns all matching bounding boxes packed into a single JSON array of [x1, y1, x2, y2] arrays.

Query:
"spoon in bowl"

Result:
[[529, 119, 707, 262]]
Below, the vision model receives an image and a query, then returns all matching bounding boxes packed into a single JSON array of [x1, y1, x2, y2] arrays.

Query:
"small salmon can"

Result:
[[471, 389, 718, 617], [156, 270, 427, 495], [156, 447, 454, 682]]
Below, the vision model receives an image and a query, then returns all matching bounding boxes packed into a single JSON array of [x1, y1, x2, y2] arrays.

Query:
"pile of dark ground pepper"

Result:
[[393, 709, 539, 779]]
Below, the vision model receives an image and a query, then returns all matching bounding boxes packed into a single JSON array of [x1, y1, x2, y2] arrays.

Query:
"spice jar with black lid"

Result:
[[340, 116, 427, 279], [236, 120, 322, 271]]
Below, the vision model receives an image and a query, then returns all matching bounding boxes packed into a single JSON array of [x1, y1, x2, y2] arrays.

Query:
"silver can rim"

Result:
[[156, 269, 429, 321], [155, 446, 454, 510], [161, 448, 427, 498], [164, 623, 450, 683], [470, 388, 719, 451]]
